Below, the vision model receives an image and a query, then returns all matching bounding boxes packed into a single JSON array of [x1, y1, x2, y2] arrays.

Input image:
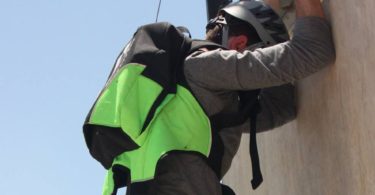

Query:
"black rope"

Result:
[[155, 0, 162, 22]]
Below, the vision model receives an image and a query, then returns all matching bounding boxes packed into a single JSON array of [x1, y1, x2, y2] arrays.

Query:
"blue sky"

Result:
[[0, 0, 207, 194]]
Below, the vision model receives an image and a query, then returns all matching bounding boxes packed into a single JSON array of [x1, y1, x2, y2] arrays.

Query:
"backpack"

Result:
[[83, 22, 262, 194]]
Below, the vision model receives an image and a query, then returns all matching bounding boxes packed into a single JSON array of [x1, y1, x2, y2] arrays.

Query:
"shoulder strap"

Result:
[[210, 89, 264, 190], [248, 99, 263, 189], [189, 39, 225, 54], [133, 23, 193, 134], [210, 89, 261, 130]]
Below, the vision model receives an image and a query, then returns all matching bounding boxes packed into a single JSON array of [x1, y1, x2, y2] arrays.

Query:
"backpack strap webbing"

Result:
[[249, 100, 263, 189], [210, 89, 263, 190]]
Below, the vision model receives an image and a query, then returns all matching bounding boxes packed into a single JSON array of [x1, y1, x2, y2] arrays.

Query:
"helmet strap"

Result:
[[221, 25, 229, 48]]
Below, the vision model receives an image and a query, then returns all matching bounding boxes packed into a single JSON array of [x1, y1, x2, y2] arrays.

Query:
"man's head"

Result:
[[206, 0, 289, 51]]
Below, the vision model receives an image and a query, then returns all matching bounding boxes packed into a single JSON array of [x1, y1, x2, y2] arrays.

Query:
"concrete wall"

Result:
[[223, 1, 375, 194]]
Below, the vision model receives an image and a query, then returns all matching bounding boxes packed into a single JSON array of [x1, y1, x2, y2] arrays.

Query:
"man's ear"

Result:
[[234, 35, 248, 51]]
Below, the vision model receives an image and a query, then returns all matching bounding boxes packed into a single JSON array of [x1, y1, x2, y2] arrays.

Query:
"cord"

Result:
[[155, 0, 162, 22]]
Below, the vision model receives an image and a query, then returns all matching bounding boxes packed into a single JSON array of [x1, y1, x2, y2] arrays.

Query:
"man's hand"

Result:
[[295, 0, 325, 18]]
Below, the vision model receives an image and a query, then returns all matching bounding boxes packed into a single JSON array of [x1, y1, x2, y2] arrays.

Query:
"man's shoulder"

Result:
[[189, 39, 225, 54]]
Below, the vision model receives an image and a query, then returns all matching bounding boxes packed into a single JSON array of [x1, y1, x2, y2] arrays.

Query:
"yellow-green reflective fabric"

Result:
[[88, 63, 162, 144], [102, 169, 115, 195], [102, 86, 212, 195], [90, 63, 212, 195], [118, 85, 211, 178]]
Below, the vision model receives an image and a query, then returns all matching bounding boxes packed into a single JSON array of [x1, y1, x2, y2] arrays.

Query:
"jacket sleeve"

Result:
[[184, 16, 336, 90], [255, 83, 297, 132]]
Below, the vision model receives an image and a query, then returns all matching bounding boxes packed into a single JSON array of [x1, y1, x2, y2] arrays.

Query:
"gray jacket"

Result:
[[183, 16, 335, 177]]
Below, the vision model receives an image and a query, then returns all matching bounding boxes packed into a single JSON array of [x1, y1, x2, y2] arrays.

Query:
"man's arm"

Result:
[[184, 1, 335, 90], [254, 0, 325, 131]]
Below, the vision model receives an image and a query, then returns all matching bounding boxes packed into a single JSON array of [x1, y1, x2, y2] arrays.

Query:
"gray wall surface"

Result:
[[223, 0, 375, 194]]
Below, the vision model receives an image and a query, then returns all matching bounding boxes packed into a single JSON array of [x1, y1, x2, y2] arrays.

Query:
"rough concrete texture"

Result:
[[223, 0, 375, 195]]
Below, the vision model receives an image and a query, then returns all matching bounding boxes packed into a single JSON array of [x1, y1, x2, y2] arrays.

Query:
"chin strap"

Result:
[[221, 25, 229, 48]]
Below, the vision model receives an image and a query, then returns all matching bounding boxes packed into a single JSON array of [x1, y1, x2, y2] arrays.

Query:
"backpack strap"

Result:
[[188, 39, 264, 189], [189, 39, 225, 54], [210, 89, 263, 190], [248, 98, 263, 189]]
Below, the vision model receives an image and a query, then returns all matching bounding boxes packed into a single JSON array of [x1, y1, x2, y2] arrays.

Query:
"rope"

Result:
[[155, 0, 162, 22]]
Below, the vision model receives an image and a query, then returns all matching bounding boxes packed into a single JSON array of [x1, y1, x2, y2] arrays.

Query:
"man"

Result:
[[85, 0, 335, 194], [140, 0, 334, 194]]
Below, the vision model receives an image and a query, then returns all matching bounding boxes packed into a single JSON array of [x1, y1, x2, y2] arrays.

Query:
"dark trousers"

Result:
[[126, 152, 222, 195]]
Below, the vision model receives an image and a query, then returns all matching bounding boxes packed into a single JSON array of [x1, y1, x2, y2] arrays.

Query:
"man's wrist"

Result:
[[295, 0, 325, 18]]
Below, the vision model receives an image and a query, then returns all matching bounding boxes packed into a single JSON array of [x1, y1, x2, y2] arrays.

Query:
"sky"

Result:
[[0, 0, 208, 194]]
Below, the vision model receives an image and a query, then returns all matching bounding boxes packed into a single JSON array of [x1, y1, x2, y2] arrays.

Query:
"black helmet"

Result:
[[207, 0, 289, 48]]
